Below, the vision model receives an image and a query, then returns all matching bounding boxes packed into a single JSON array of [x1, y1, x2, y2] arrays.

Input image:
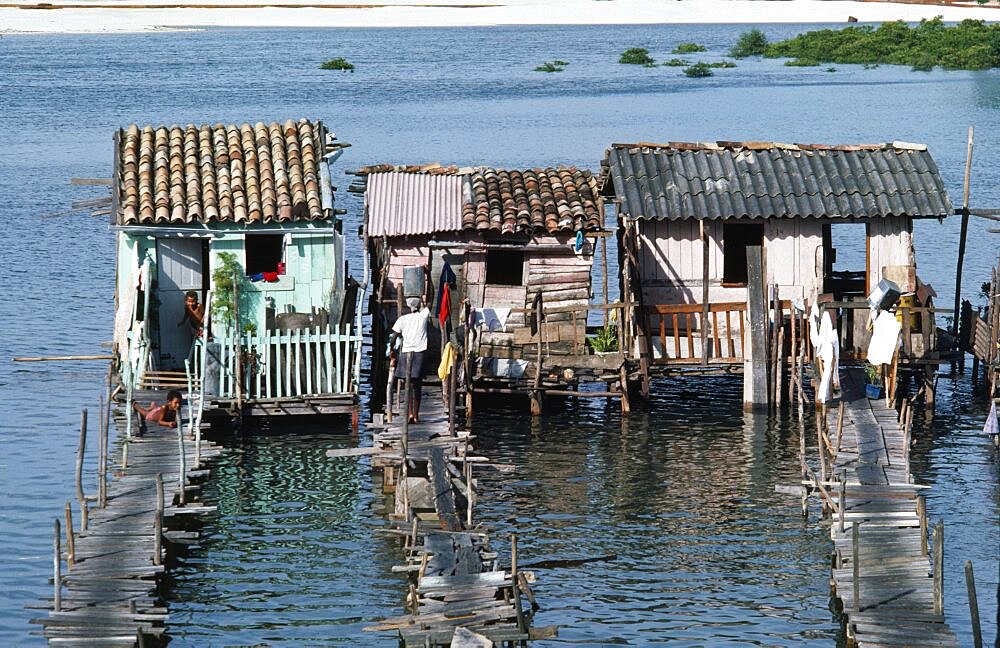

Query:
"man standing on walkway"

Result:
[[390, 297, 431, 423]]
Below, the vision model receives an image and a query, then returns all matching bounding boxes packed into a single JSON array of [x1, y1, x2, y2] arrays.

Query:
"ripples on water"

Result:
[[1, 22, 998, 646]]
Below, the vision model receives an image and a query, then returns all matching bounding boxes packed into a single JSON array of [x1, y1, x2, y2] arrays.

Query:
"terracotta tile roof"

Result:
[[358, 165, 603, 236], [115, 119, 331, 226]]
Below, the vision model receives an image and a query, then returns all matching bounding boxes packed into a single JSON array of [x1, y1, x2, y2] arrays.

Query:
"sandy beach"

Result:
[[0, 0, 997, 34]]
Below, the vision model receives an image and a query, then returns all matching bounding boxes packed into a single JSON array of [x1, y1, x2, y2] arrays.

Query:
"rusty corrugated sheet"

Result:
[[604, 142, 953, 221], [365, 172, 464, 237]]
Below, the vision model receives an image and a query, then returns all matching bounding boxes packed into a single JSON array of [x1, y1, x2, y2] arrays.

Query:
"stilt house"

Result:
[[356, 164, 626, 414], [602, 140, 953, 402], [111, 119, 362, 422]]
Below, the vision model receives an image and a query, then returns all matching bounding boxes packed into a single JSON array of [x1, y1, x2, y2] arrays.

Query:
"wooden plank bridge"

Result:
[[822, 368, 958, 648], [330, 383, 555, 646], [31, 385, 223, 646]]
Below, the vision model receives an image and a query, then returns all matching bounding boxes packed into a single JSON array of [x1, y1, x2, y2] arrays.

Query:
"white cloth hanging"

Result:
[[810, 303, 840, 403], [867, 310, 902, 366]]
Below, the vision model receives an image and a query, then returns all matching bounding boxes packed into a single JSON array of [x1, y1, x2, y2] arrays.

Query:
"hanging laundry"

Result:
[[249, 272, 265, 282], [867, 310, 901, 366], [473, 307, 511, 332], [435, 261, 457, 329], [262, 271, 280, 282], [810, 303, 840, 403], [983, 401, 998, 438], [575, 230, 585, 253], [438, 341, 456, 381]]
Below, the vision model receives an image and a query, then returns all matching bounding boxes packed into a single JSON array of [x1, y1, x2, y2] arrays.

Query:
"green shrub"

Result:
[[707, 60, 737, 68], [683, 62, 714, 77], [825, 66, 837, 72], [320, 57, 354, 72], [662, 58, 691, 67], [673, 42, 707, 54], [763, 17, 1000, 71], [534, 61, 567, 72], [619, 47, 655, 65], [587, 324, 619, 353], [730, 28, 769, 58], [785, 58, 820, 66]]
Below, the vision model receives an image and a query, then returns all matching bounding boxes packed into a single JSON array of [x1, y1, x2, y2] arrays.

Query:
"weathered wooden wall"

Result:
[[867, 215, 915, 293], [378, 233, 596, 361], [635, 218, 823, 306]]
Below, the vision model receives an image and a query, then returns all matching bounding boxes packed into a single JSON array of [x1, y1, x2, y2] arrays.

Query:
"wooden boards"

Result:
[[825, 368, 958, 648], [34, 403, 223, 646]]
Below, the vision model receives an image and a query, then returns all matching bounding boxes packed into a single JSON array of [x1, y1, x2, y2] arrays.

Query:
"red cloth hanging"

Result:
[[438, 282, 451, 328]]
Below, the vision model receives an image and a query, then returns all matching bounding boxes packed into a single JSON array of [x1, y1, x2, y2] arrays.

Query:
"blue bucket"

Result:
[[865, 383, 884, 399]]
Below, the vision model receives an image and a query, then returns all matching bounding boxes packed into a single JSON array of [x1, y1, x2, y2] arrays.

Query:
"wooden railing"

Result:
[[214, 324, 362, 400], [820, 300, 941, 362], [643, 302, 747, 365]]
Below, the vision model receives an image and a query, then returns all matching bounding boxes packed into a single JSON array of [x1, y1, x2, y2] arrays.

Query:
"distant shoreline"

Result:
[[2, 0, 998, 35]]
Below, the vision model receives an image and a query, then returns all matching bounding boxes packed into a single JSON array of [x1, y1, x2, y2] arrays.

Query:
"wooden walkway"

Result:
[[824, 368, 957, 648], [32, 391, 222, 646], [334, 383, 554, 646]]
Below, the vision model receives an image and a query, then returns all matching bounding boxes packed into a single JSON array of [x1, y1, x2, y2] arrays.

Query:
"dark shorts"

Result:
[[394, 351, 425, 379]]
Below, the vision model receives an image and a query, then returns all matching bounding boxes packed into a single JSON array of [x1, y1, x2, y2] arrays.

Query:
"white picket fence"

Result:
[[213, 324, 362, 400]]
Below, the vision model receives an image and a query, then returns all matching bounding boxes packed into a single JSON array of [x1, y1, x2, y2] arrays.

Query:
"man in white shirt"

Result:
[[391, 297, 431, 423]]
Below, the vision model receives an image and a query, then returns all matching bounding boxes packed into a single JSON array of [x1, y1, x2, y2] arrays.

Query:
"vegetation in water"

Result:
[[588, 324, 619, 353], [706, 60, 737, 69], [673, 42, 707, 54], [212, 252, 246, 332], [763, 18, 1000, 70], [320, 57, 355, 72], [730, 28, 769, 58], [534, 60, 568, 72], [683, 62, 714, 77], [662, 58, 691, 67], [619, 47, 655, 65], [826, 67, 837, 72], [785, 58, 820, 67]]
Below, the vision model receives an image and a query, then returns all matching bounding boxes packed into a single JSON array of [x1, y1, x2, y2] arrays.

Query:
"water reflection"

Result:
[[165, 430, 400, 646]]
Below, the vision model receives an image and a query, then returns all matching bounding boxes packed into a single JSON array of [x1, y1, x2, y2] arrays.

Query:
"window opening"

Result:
[[245, 234, 284, 276], [485, 249, 525, 286], [722, 222, 764, 285]]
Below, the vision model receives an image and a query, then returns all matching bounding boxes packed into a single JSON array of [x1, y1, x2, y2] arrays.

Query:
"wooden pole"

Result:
[[933, 520, 944, 615], [531, 294, 543, 416], [511, 534, 526, 635], [964, 560, 983, 648], [12, 355, 113, 362], [953, 125, 974, 336], [448, 356, 457, 437], [176, 424, 186, 505], [601, 233, 610, 327], [98, 395, 107, 508], [402, 354, 411, 521], [63, 503, 75, 569], [834, 400, 845, 456], [838, 471, 846, 533], [154, 473, 163, 566], [918, 495, 928, 556], [75, 408, 87, 507], [700, 220, 709, 366], [775, 324, 785, 410], [852, 520, 860, 612], [53, 519, 61, 612]]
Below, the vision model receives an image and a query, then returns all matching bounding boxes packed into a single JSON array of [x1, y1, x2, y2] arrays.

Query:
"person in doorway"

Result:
[[133, 390, 182, 433], [390, 297, 431, 423], [178, 291, 205, 337]]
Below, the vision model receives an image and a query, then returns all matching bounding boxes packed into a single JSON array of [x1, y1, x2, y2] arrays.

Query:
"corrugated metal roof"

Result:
[[362, 166, 603, 236], [602, 141, 953, 221], [365, 172, 464, 237]]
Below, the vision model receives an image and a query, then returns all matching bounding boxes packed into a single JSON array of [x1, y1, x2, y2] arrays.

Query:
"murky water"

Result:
[[1, 23, 997, 646]]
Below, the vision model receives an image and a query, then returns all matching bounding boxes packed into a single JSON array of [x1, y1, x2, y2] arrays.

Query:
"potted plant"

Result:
[[587, 323, 619, 355], [864, 362, 883, 399]]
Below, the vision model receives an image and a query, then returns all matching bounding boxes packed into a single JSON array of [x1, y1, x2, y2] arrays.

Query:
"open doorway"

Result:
[[155, 238, 210, 370], [823, 222, 868, 299]]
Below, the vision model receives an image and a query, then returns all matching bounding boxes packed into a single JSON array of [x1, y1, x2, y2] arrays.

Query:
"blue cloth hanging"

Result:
[[575, 230, 585, 252]]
